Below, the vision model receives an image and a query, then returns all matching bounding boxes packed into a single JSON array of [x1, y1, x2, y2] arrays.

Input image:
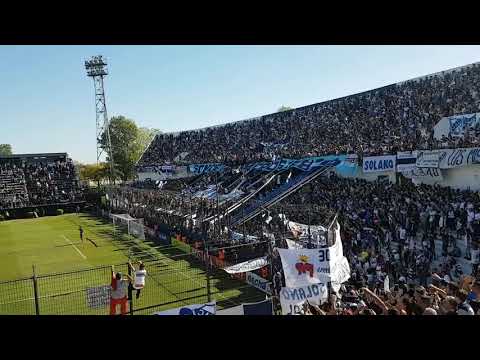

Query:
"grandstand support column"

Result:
[[85, 55, 115, 183]]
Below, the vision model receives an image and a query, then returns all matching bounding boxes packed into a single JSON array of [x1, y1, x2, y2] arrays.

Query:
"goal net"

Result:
[[111, 213, 145, 240]]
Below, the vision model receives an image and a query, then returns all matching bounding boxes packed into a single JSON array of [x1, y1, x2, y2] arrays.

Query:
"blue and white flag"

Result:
[[153, 302, 216, 315]]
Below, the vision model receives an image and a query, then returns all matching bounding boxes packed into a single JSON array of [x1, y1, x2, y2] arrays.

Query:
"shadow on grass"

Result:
[[79, 213, 267, 310]]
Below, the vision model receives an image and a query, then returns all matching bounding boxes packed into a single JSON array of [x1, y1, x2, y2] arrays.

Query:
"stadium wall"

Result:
[[411, 165, 480, 191]]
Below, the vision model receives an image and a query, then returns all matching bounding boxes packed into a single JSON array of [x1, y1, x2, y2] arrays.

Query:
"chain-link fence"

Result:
[[0, 248, 267, 315]]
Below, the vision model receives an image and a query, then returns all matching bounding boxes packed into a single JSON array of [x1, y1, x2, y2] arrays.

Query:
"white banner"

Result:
[[288, 221, 327, 245], [231, 231, 258, 243], [246, 272, 272, 295], [278, 221, 350, 287], [223, 256, 269, 274], [396, 151, 417, 172], [403, 167, 443, 180], [362, 155, 396, 173], [280, 283, 328, 315], [154, 302, 216, 315], [286, 238, 304, 250], [86, 285, 111, 309], [416, 150, 440, 168], [436, 147, 480, 169]]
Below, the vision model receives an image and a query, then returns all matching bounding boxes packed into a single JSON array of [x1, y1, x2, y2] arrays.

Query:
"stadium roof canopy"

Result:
[[0, 152, 68, 160]]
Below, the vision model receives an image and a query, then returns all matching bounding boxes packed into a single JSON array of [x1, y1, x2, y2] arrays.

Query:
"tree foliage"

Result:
[[100, 116, 158, 182], [277, 106, 293, 112], [78, 163, 109, 185], [0, 144, 12, 156]]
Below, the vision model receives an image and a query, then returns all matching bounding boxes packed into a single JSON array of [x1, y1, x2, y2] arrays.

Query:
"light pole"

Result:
[[85, 55, 115, 183]]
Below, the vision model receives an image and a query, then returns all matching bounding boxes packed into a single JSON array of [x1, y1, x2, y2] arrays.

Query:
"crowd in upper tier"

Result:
[[138, 63, 480, 167], [0, 159, 80, 210]]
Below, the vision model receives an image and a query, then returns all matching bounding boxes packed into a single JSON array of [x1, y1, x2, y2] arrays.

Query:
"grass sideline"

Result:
[[0, 213, 265, 314]]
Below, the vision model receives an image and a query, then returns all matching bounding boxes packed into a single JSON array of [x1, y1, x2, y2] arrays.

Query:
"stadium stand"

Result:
[[111, 62, 480, 316], [0, 153, 80, 210], [138, 62, 480, 167]]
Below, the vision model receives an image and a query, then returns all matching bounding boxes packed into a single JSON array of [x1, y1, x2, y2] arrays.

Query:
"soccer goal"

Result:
[[111, 213, 145, 240]]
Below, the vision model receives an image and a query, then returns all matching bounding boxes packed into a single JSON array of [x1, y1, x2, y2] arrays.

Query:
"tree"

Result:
[[78, 163, 110, 187], [100, 116, 158, 182], [277, 106, 293, 112], [0, 144, 12, 156], [135, 127, 159, 162]]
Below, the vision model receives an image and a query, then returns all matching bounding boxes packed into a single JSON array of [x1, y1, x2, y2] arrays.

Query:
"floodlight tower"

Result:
[[85, 55, 115, 181]]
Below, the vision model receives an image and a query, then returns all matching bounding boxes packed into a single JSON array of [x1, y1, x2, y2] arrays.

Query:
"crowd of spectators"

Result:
[[0, 159, 80, 210], [0, 163, 28, 209], [108, 168, 480, 315], [139, 63, 480, 167]]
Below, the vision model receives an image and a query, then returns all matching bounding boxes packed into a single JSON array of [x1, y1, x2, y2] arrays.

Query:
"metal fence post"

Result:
[[206, 244, 212, 303], [127, 262, 134, 315], [32, 265, 40, 316]]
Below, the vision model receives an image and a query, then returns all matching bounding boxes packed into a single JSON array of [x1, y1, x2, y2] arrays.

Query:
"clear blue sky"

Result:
[[1, 45, 479, 163]]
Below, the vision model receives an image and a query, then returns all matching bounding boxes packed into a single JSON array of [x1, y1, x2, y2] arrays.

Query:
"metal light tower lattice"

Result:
[[85, 55, 115, 181]]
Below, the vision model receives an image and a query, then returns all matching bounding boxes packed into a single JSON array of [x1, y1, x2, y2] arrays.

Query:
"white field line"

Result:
[[62, 235, 87, 260]]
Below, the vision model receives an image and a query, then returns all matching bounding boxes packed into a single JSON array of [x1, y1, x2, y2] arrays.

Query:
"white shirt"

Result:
[[467, 210, 475, 223], [399, 228, 406, 240], [134, 269, 147, 289], [471, 249, 480, 265]]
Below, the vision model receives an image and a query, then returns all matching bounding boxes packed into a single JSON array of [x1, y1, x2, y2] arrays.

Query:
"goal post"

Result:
[[111, 213, 145, 240]]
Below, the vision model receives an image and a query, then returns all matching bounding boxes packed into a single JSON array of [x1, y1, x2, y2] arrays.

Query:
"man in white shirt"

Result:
[[129, 261, 147, 299]]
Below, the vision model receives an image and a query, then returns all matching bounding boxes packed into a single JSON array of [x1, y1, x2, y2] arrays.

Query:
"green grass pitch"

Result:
[[0, 213, 265, 315]]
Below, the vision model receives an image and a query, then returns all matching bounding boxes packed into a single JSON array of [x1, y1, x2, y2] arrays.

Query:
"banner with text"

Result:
[[246, 272, 272, 295], [242, 155, 346, 173], [416, 150, 440, 168], [188, 163, 226, 174], [86, 285, 111, 309], [436, 147, 480, 169], [403, 167, 443, 180], [363, 155, 396, 173], [278, 221, 350, 287], [280, 283, 328, 315]]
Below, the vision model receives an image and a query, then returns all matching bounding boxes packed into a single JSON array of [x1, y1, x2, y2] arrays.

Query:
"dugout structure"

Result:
[[111, 213, 145, 240]]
